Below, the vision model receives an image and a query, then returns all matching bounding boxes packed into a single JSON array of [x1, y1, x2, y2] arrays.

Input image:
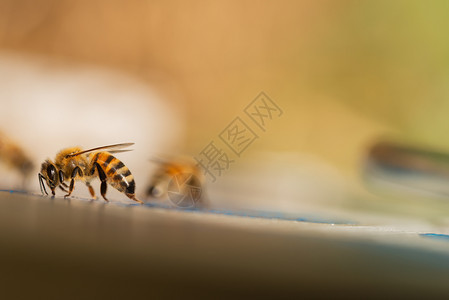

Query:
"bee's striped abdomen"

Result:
[[93, 152, 136, 195]]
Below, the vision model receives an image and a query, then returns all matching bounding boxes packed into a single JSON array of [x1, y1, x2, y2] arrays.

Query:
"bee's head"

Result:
[[147, 184, 164, 198], [39, 160, 59, 195]]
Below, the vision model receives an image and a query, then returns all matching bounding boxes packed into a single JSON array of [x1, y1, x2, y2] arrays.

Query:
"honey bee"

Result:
[[0, 131, 34, 186], [147, 156, 205, 208], [38, 143, 143, 204]]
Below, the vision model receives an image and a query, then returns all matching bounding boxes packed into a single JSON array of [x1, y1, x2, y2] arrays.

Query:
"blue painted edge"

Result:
[[0, 189, 356, 225], [420, 233, 449, 241]]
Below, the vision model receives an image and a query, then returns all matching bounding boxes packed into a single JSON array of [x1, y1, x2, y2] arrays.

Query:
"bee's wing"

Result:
[[149, 156, 168, 164], [108, 149, 133, 154], [66, 143, 134, 157]]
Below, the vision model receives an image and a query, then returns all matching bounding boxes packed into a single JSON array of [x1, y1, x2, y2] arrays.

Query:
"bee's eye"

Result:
[[148, 186, 163, 198], [47, 165, 56, 181]]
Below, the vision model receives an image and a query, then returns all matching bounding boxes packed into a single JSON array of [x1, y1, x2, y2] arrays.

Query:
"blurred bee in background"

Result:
[[39, 143, 143, 204], [146, 156, 206, 208], [363, 140, 449, 197], [0, 131, 34, 188]]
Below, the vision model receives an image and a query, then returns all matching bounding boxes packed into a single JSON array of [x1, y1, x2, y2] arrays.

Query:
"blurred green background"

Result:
[[1, 0, 448, 179]]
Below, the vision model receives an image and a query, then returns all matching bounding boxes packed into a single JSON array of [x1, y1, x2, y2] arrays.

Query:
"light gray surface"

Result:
[[1, 192, 449, 299]]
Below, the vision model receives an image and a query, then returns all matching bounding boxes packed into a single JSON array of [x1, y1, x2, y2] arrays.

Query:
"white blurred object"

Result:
[[208, 152, 350, 215], [0, 52, 182, 199]]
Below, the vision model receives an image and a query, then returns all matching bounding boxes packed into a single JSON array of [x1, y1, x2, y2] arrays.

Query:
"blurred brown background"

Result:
[[3, 4, 449, 298], [1, 0, 449, 179]]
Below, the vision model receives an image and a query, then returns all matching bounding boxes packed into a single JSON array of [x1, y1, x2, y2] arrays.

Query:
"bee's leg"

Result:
[[126, 194, 144, 204], [64, 167, 82, 198], [59, 185, 68, 193], [57, 170, 70, 193], [95, 163, 109, 202], [58, 170, 65, 184], [85, 181, 97, 199], [38, 173, 48, 195]]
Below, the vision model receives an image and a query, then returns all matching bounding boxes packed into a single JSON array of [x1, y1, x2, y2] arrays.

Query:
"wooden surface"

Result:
[[1, 191, 449, 299]]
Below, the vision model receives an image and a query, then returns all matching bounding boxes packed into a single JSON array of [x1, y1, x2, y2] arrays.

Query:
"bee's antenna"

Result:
[[38, 173, 48, 195]]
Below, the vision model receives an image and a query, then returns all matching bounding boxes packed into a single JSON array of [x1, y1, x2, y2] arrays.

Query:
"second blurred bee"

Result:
[[0, 131, 34, 188], [146, 156, 206, 208]]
